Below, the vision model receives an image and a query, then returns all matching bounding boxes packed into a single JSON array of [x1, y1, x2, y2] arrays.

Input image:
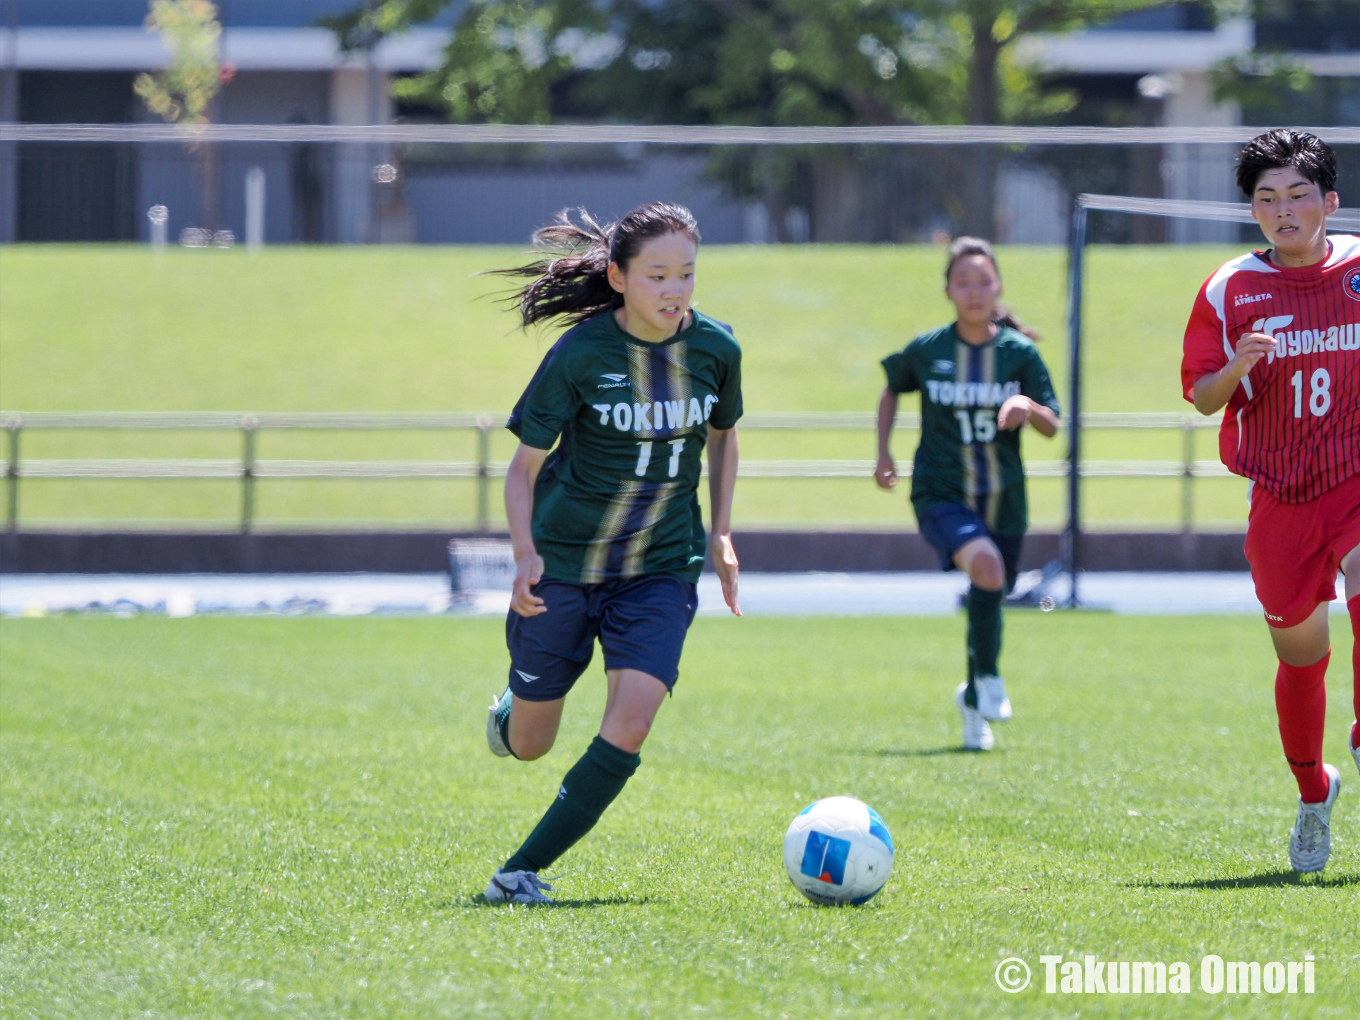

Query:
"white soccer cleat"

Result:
[[486, 686, 513, 758], [955, 682, 994, 752], [1288, 763, 1340, 873], [1351, 723, 1360, 780], [485, 869, 555, 904], [974, 674, 1012, 722]]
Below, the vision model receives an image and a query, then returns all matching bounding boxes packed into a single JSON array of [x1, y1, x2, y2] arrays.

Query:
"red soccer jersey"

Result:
[[1181, 234, 1360, 503]]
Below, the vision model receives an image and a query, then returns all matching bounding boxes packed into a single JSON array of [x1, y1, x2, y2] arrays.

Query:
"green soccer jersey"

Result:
[[882, 324, 1059, 535], [508, 309, 743, 584]]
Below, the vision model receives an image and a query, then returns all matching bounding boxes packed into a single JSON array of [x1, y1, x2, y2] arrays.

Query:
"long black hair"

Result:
[[493, 202, 701, 328], [943, 235, 1039, 341]]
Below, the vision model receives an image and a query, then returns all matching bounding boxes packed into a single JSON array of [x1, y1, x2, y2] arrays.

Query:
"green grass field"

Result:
[[3, 614, 1357, 1018], [0, 245, 1252, 530]]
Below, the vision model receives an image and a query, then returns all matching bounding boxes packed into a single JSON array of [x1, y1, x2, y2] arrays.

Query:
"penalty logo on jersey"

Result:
[[1343, 268, 1360, 302]]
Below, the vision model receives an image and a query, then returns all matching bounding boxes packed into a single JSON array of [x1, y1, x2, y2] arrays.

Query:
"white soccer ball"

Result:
[[783, 796, 894, 905]]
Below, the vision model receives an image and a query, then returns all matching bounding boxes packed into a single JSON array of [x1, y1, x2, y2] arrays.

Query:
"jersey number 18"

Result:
[[1289, 369, 1331, 418]]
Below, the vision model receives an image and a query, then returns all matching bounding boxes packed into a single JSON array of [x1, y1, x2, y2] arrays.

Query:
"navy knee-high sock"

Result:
[[504, 735, 641, 874]]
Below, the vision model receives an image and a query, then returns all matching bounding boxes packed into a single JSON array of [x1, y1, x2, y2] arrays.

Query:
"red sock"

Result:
[[1350, 596, 1360, 750], [1275, 651, 1330, 803]]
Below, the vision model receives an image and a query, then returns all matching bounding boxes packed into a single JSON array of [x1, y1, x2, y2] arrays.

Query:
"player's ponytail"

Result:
[[992, 304, 1040, 341], [494, 202, 701, 328], [944, 236, 1040, 341]]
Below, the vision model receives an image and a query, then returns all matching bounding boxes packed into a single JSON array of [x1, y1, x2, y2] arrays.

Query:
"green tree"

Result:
[[134, 0, 229, 230], [914, 1, 1169, 234], [134, 0, 224, 126], [331, 0, 1172, 238]]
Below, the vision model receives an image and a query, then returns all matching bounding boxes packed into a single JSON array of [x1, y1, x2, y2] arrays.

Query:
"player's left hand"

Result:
[[710, 531, 741, 616], [997, 395, 1032, 431]]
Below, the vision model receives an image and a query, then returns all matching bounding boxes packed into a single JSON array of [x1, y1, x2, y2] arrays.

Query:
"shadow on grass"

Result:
[[865, 746, 991, 758], [1131, 869, 1360, 891], [451, 893, 658, 910]]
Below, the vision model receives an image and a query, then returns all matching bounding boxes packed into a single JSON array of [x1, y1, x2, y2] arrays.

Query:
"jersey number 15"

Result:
[[955, 410, 996, 444]]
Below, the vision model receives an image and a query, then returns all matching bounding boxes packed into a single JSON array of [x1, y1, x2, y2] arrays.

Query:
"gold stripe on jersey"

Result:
[[582, 481, 643, 583], [952, 340, 1003, 525], [628, 341, 693, 437], [954, 342, 978, 504], [622, 481, 681, 576], [665, 341, 692, 419], [981, 345, 1003, 529], [627, 346, 656, 438]]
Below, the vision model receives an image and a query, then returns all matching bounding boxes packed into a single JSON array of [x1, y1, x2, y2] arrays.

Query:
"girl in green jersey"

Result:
[[875, 238, 1061, 751], [483, 202, 743, 904]]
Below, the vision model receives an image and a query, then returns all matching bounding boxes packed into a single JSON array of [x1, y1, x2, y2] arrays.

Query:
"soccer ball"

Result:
[[783, 796, 894, 905]]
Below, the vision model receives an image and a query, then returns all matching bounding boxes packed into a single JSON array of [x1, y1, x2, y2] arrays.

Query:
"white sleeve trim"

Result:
[[1325, 234, 1360, 266], [1203, 252, 1274, 403]]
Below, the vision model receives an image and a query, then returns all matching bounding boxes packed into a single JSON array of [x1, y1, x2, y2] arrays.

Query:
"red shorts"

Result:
[[1244, 471, 1360, 629]]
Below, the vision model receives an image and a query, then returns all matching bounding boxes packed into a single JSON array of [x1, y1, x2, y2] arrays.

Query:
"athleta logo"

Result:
[[1345, 268, 1360, 302], [924, 379, 1021, 408], [597, 373, 630, 389], [1252, 315, 1360, 360], [932, 359, 955, 373], [592, 396, 717, 432], [1234, 292, 1272, 306], [514, 669, 539, 683]]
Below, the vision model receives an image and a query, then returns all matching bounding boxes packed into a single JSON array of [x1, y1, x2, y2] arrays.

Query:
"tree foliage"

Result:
[[133, 0, 226, 127], [338, 0, 1170, 127], [328, 1, 1176, 239]]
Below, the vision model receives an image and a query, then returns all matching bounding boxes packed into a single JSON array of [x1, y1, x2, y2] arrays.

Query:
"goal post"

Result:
[[1061, 195, 1360, 607]]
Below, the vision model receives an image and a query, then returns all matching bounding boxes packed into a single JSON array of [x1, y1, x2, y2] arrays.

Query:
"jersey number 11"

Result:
[[635, 439, 686, 478]]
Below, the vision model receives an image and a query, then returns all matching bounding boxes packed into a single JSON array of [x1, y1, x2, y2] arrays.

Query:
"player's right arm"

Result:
[[874, 386, 900, 489], [1192, 332, 1276, 415], [504, 340, 577, 617], [1181, 276, 1275, 416], [504, 443, 550, 617], [876, 347, 918, 490]]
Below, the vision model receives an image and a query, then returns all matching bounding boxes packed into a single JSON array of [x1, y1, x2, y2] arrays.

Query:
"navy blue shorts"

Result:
[[505, 575, 699, 702], [917, 502, 1023, 593]]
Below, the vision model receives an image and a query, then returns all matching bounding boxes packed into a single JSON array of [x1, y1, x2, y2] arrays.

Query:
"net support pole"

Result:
[[1063, 198, 1088, 608]]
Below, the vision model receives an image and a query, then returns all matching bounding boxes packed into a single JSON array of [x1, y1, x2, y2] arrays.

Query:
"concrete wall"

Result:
[[403, 153, 747, 245]]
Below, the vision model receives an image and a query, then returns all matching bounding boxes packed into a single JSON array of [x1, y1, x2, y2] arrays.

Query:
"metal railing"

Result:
[[1, 410, 1227, 532]]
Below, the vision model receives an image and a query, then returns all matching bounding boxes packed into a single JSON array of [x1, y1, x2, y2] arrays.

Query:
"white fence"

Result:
[[2, 410, 1229, 532]]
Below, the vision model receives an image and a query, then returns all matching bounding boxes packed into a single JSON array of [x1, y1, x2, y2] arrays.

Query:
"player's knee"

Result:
[[507, 722, 556, 761], [511, 736, 553, 761], [970, 551, 1006, 591], [603, 714, 653, 754]]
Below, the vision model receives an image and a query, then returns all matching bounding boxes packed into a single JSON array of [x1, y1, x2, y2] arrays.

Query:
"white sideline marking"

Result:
[[0, 571, 1350, 618]]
